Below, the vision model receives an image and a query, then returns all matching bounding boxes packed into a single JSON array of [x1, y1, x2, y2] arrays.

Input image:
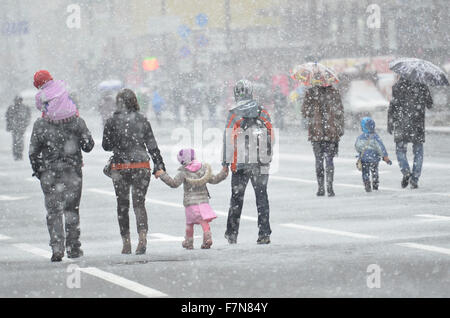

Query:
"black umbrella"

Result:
[[389, 58, 449, 86]]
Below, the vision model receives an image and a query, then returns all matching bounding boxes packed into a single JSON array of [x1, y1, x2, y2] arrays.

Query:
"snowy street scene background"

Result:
[[0, 0, 449, 298]]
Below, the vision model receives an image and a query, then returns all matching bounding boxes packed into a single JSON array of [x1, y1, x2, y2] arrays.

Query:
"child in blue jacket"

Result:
[[355, 117, 392, 192]]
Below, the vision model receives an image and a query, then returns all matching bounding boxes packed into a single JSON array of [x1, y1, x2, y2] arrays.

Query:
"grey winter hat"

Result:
[[234, 79, 253, 102]]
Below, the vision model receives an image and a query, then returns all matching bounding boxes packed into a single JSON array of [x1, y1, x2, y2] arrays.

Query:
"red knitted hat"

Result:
[[33, 70, 53, 88]]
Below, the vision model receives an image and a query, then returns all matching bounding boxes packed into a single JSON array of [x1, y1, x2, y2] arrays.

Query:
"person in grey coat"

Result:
[[157, 148, 228, 249], [6, 96, 31, 160]]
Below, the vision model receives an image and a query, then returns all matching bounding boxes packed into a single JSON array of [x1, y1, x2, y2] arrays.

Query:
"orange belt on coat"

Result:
[[111, 162, 150, 170]]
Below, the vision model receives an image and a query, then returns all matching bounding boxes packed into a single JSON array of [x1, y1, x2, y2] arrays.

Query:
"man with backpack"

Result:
[[222, 79, 274, 245]]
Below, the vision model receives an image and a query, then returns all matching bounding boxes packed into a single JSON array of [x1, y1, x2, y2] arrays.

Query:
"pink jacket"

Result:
[[35, 80, 77, 121]]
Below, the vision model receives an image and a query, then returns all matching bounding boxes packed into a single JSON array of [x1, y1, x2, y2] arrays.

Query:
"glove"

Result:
[[387, 160, 392, 165], [32, 171, 41, 180]]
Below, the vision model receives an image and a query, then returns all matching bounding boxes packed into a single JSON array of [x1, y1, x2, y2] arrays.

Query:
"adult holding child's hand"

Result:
[[102, 88, 165, 255]]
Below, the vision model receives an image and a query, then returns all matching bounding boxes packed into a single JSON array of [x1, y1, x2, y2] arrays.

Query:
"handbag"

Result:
[[356, 137, 371, 171], [103, 156, 113, 178]]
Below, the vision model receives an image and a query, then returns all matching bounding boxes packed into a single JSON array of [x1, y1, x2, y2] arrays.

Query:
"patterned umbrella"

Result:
[[290, 62, 339, 87], [389, 58, 449, 86]]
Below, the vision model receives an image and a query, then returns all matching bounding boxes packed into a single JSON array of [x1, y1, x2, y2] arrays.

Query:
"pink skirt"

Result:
[[185, 203, 217, 225]]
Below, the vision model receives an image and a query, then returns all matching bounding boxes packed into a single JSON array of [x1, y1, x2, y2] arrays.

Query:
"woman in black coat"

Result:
[[102, 89, 165, 254]]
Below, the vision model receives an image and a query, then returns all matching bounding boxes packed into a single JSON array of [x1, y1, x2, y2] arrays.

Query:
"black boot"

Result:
[[364, 181, 372, 192], [401, 173, 411, 188], [51, 251, 64, 262], [316, 175, 325, 196], [67, 246, 84, 259], [326, 169, 335, 197]]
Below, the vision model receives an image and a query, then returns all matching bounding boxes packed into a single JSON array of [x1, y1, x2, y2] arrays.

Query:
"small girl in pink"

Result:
[[158, 148, 228, 249]]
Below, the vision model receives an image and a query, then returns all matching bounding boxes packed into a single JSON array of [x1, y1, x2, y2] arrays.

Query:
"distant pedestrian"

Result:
[[97, 92, 115, 126], [152, 90, 164, 124], [102, 88, 166, 255], [29, 71, 94, 262], [355, 117, 392, 192], [388, 76, 433, 189], [273, 86, 287, 129], [302, 84, 344, 196], [6, 96, 31, 160], [156, 148, 228, 249]]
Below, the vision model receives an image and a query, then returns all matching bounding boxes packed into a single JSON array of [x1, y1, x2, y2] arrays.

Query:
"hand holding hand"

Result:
[[155, 169, 165, 178]]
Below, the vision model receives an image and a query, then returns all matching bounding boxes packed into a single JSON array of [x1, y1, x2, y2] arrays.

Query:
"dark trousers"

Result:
[[112, 168, 151, 236], [226, 167, 271, 238], [11, 130, 25, 160], [40, 167, 83, 253], [361, 162, 379, 186], [312, 141, 337, 187]]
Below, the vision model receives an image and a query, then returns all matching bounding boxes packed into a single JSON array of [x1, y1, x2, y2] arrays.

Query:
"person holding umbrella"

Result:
[[295, 63, 344, 197], [388, 58, 449, 189]]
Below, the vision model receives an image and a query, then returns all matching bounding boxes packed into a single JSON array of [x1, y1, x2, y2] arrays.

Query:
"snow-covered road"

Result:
[[1, 110, 449, 297]]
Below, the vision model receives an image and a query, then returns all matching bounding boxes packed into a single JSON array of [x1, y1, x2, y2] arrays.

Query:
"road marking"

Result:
[[88, 188, 258, 222], [149, 233, 201, 242], [12, 243, 73, 263], [396, 243, 450, 256], [271, 175, 402, 191], [271, 175, 450, 196], [78, 267, 168, 298], [0, 234, 12, 241], [279, 153, 450, 170], [416, 214, 450, 221], [0, 195, 29, 201], [281, 223, 378, 239], [11, 242, 168, 297]]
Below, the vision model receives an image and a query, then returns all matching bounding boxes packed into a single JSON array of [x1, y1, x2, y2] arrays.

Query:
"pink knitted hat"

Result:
[[177, 148, 196, 165]]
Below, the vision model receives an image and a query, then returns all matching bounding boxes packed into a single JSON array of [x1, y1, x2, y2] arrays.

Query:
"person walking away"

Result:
[[152, 90, 164, 125], [388, 76, 433, 189], [29, 71, 94, 262], [156, 148, 228, 249], [355, 117, 392, 192], [302, 84, 344, 196], [6, 96, 31, 160], [102, 88, 166, 255], [222, 79, 274, 245], [273, 86, 286, 130], [97, 92, 115, 126]]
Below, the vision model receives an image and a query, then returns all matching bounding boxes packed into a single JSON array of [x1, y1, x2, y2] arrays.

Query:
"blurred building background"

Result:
[[1, 0, 448, 125]]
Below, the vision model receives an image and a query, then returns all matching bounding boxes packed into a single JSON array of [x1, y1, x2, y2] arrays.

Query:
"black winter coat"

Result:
[[29, 116, 94, 177], [102, 110, 165, 173], [6, 102, 31, 133], [387, 78, 433, 143]]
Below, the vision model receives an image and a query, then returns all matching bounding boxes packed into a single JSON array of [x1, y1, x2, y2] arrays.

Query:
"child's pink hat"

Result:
[[177, 148, 195, 165]]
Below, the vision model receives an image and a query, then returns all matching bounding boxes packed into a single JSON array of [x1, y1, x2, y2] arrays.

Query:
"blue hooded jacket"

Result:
[[355, 117, 388, 163]]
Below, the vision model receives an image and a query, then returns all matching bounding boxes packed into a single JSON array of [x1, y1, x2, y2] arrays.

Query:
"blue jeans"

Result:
[[395, 141, 424, 182]]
